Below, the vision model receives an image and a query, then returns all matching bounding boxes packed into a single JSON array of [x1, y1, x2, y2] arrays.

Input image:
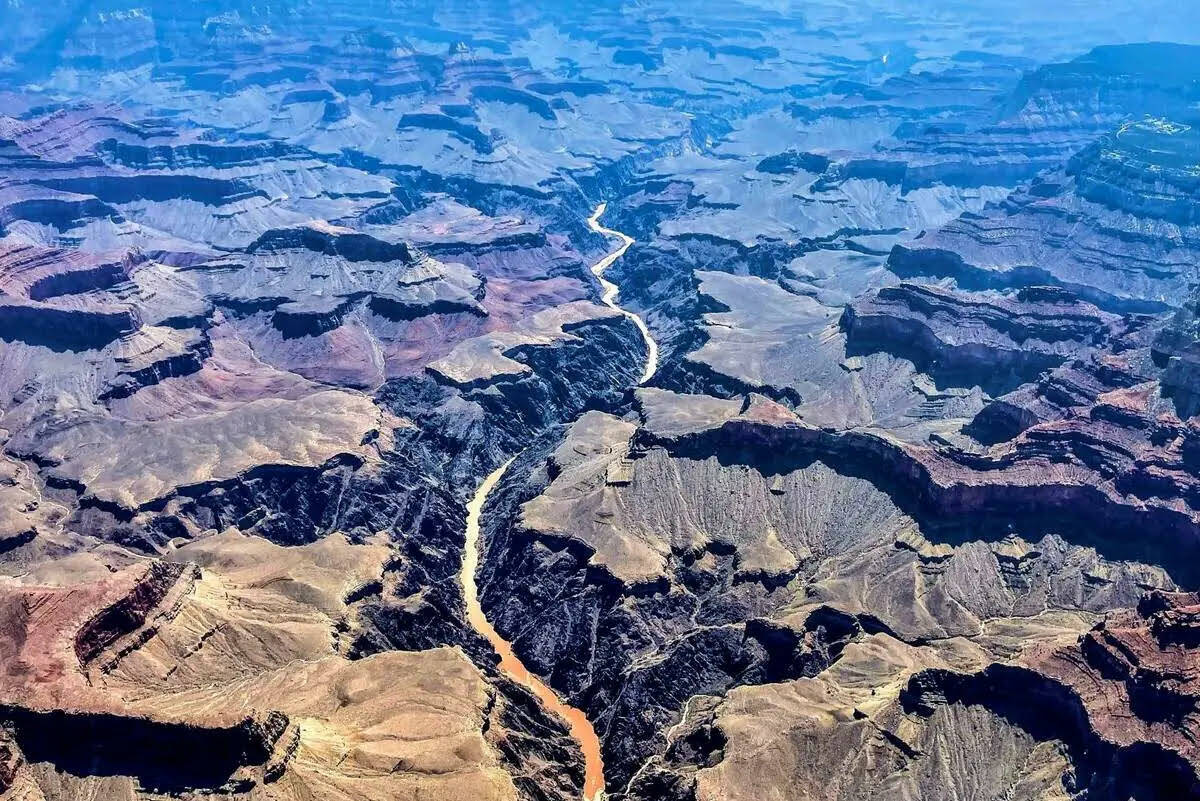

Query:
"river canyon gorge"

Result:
[[1, 2, 1200, 800], [462, 204, 655, 801]]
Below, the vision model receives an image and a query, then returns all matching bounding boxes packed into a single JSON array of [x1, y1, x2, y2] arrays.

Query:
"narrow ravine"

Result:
[[587, 202, 658, 385], [461, 203, 655, 801]]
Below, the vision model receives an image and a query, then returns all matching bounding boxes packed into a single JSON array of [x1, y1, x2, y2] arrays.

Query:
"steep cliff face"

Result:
[[0, 64, 645, 800], [843, 283, 1119, 391], [1, 3, 1200, 800], [472, 389, 1181, 796], [897, 589, 1200, 799], [0, 532, 589, 801], [887, 118, 1200, 316]]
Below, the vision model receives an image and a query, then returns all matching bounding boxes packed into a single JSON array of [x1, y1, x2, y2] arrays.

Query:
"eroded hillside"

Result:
[[0, 2, 1199, 800]]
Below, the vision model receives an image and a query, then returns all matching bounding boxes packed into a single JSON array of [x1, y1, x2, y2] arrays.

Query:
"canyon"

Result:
[[461, 205, 654, 801], [0, 1, 1199, 800]]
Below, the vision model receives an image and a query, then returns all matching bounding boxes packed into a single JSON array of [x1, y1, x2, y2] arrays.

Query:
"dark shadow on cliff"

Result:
[[901, 665, 1200, 800], [648, 422, 1200, 588], [0, 706, 284, 792]]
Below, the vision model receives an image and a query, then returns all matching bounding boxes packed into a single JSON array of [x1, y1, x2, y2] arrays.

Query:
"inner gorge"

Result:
[[1, 2, 1200, 800]]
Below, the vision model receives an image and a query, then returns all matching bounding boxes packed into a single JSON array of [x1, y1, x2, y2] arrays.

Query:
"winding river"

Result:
[[460, 203, 655, 801], [586, 202, 659, 384]]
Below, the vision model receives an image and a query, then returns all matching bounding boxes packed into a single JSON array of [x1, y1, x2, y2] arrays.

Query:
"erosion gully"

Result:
[[460, 202, 657, 801]]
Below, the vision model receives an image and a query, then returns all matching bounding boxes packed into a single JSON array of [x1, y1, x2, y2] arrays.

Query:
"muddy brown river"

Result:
[[460, 205, 654, 801]]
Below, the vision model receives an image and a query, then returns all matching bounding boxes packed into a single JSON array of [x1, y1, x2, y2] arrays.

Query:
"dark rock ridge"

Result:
[[0, 244, 146, 350], [74, 560, 192, 665], [397, 112, 495, 153], [473, 386, 1186, 798], [636, 388, 1200, 586], [0, 296, 139, 351], [843, 282, 1118, 390], [902, 589, 1200, 798], [246, 224, 416, 263], [0, 706, 289, 793], [888, 118, 1200, 314], [478, 433, 870, 788], [1067, 117, 1200, 225]]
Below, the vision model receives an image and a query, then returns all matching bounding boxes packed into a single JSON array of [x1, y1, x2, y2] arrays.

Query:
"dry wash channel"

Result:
[[460, 205, 656, 801]]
